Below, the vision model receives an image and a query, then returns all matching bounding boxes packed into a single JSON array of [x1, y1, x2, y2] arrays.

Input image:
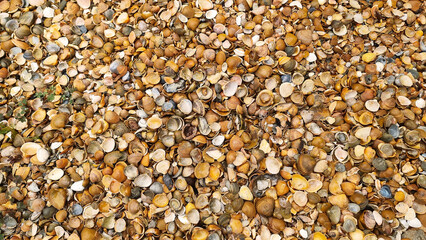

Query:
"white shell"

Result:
[[156, 160, 171, 174], [47, 168, 64, 180], [265, 157, 282, 174], [205, 10, 217, 19], [397, 96, 411, 106], [178, 99, 193, 115], [408, 218, 422, 228], [239, 185, 253, 200], [101, 138, 115, 152], [415, 98, 425, 108], [306, 53, 317, 62], [36, 148, 49, 163], [400, 75, 413, 87], [71, 180, 85, 191], [212, 135, 225, 146], [279, 83, 294, 98], [293, 191, 308, 206], [115, 219, 126, 232], [223, 81, 239, 97], [365, 100, 380, 112], [134, 174, 152, 188], [333, 25, 348, 36]]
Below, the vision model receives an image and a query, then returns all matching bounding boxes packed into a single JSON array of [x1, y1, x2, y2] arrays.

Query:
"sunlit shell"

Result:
[[291, 174, 308, 190], [212, 135, 225, 146], [31, 109, 46, 122], [265, 157, 282, 174], [178, 99, 193, 115], [156, 160, 170, 174], [301, 79, 315, 94], [334, 25, 348, 36], [293, 191, 308, 206], [205, 9, 217, 19], [279, 83, 294, 98], [400, 75, 413, 87], [239, 185, 253, 201], [306, 179, 323, 193], [223, 81, 239, 97], [102, 138, 115, 153], [47, 168, 64, 180], [36, 148, 50, 163], [355, 127, 371, 142], [365, 100, 379, 112], [334, 146, 348, 162], [397, 96, 411, 106], [134, 174, 152, 188], [21, 142, 42, 156], [147, 115, 162, 129]]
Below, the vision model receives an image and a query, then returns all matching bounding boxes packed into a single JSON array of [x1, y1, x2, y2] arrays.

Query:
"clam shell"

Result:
[[223, 81, 239, 97], [21, 142, 42, 156]]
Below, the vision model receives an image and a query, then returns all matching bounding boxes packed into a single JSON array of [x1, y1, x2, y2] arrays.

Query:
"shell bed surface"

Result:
[[0, 0, 425, 240]]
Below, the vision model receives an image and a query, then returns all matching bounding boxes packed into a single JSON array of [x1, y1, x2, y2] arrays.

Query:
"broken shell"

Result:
[[256, 90, 274, 107]]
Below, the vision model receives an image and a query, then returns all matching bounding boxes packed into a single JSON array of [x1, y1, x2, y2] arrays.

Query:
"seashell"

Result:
[[365, 100, 380, 112], [21, 142, 42, 156], [51, 113, 69, 129], [297, 154, 316, 175], [193, 70, 206, 82], [212, 135, 225, 146], [333, 146, 348, 163], [47, 168, 64, 180], [182, 124, 197, 140], [6, 20, 19, 32], [292, 72, 304, 85], [293, 191, 308, 206], [397, 96, 411, 106], [279, 82, 294, 98], [265, 157, 282, 174], [256, 196, 274, 217], [134, 174, 152, 188], [36, 148, 50, 163], [15, 25, 31, 39], [167, 116, 183, 131], [178, 99, 193, 115], [101, 138, 115, 152], [156, 160, 170, 174], [256, 90, 274, 107], [239, 186, 253, 201], [205, 10, 217, 19], [377, 143, 395, 158], [291, 174, 308, 190], [333, 25, 347, 36], [48, 188, 67, 210], [223, 81, 239, 97], [306, 179, 323, 193], [147, 115, 162, 129]]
